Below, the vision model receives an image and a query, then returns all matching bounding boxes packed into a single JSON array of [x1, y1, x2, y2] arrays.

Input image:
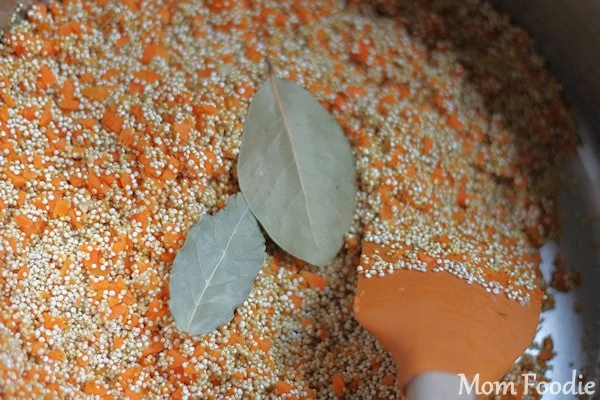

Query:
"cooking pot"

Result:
[[492, 0, 600, 397]]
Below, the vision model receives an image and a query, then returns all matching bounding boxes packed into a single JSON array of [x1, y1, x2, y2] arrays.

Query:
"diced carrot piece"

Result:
[[332, 374, 345, 396], [277, 380, 293, 395], [193, 103, 218, 115], [141, 43, 169, 64], [157, 7, 170, 23], [78, 72, 94, 84], [5, 169, 27, 188], [447, 113, 463, 130], [167, 348, 186, 369], [17, 265, 29, 280], [82, 86, 111, 101], [122, 0, 139, 12], [538, 336, 554, 361], [102, 106, 124, 133], [222, 54, 234, 64], [118, 172, 133, 189], [79, 118, 96, 129], [347, 86, 366, 97], [115, 35, 130, 48], [379, 93, 395, 107], [162, 231, 182, 247], [253, 335, 272, 352], [17, 191, 27, 207], [112, 235, 129, 252], [139, 153, 160, 178], [173, 121, 191, 141], [123, 388, 143, 400], [245, 45, 261, 63], [161, 167, 177, 181], [274, 12, 288, 27], [296, 7, 313, 24], [289, 293, 303, 308], [231, 371, 244, 381], [417, 251, 435, 265], [99, 172, 116, 186], [380, 202, 393, 220], [83, 381, 108, 396], [145, 298, 168, 320], [142, 340, 164, 357], [108, 303, 128, 320], [300, 271, 328, 291], [87, 169, 106, 197], [69, 173, 86, 187], [202, 149, 217, 175], [382, 374, 395, 386], [423, 137, 433, 154], [31, 341, 46, 355], [197, 68, 213, 78], [47, 348, 65, 361], [172, 387, 184, 400], [15, 214, 45, 236], [37, 65, 56, 89], [300, 388, 317, 399], [60, 78, 76, 98], [210, 0, 235, 12], [129, 104, 146, 123], [21, 106, 37, 121], [132, 209, 149, 228], [43, 313, 67, 329], [128, 81, 143, 94], [133, 69, 162, 83], [39, 101, 52, 127], [456, 190, 470, 207], [191, 344, 205, 358], [59, 258, 72, 277], [227, 333, 243, 345], [118, 127, 135, 148], [0, 104, 9, 124], [59, 97, 79, 111], [433, 94, 445, 110], [123, 387, 144, 400], [100, 69, 119, 81], [52, 199, 70, 217], [333, 93, 347, 110], [58, 21, 82, 36], [113, 336, 125, 349], [435, 235, 451, 246]]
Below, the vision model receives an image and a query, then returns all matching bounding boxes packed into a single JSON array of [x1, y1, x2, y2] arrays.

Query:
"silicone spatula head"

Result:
[[354, 242, 542, 398]]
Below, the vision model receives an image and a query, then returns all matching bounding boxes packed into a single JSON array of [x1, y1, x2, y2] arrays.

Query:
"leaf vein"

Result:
[[269, 75, 321, 249]]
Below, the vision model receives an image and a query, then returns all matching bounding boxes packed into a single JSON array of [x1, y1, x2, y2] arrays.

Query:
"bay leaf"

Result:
[[238, 73, 356, 266], [168, 193, 266, 335]]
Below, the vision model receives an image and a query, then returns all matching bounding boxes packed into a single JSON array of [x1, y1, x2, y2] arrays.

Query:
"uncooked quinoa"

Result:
[[0, 0, 577, 399]]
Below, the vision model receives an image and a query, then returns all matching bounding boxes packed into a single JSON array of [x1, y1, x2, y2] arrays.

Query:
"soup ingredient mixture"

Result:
[[0, 0, 576, 399]]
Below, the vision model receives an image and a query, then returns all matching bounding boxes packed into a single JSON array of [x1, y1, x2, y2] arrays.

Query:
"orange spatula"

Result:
[[354, 242, 542, 399]]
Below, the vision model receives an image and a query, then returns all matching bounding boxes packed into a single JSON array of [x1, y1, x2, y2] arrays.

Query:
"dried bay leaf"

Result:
[[168, 194, 266, 335], [238, 73, 356, 266]]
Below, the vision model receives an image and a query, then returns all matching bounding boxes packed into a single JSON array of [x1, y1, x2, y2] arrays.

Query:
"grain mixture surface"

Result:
[[0, 0, 576, 398]]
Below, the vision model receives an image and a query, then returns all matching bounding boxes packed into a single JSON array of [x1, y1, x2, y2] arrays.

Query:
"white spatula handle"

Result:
[[406, 372, 476, 400]]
